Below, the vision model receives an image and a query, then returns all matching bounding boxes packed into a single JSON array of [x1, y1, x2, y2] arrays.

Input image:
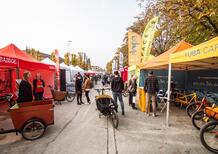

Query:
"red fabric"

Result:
[[35, 80, 44, 93], [120, 66, 128, 82], [0, 43, 56, 98], [0, 44, 55, 71], [20, 69, 54, 99], [0, 55, 17, 68]]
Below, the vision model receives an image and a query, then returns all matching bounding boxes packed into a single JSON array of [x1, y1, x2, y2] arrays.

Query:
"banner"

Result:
[[0, 55, 17, 67], [54, 49, 60, 90], [142, 16, 159, 62], [128, 31, 143, 66]]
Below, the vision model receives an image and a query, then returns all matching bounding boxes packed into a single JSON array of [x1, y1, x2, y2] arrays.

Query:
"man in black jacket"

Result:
[[144, 71, 159, 117], [111, 71, 125, 115]]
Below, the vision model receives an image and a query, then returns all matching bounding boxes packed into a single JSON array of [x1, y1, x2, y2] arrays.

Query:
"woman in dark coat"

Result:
[[17, 71, 33, 103], [75, 75, 83, 105]]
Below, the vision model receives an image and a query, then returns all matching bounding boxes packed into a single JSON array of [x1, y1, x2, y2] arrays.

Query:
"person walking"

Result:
[[144, 71, 159, 117], [111, 71, 125, 115], [83, 74, 92, 104], [128, 75, 137, 110], [75, 75, 84, 105], [33, 73, 45, 100], [17, 71, 33, 103]]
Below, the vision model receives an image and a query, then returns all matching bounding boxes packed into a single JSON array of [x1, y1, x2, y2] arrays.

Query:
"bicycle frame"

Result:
[[175, 92, 197, 106]]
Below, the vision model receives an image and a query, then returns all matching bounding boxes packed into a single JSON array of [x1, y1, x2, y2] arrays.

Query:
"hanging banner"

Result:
[[128, 31, 143, 66], [54, 49, 60, 90], [141, 16, 159, 62]]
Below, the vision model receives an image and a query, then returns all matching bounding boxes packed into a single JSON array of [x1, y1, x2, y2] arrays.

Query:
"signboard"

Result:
[[171, 37, 218, 63], [187, 70, 218, 93], [0, 56, 17, 67]]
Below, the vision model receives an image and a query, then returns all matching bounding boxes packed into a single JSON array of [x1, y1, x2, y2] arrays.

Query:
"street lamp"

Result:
[[68, 40, 72, 63]]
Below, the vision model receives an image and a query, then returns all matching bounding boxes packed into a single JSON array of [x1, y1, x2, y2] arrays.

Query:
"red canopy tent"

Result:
[[0, 44, 55, 98]]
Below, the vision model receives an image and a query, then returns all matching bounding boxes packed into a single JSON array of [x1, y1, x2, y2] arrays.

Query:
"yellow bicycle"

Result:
[[173, 92, 198, 107]]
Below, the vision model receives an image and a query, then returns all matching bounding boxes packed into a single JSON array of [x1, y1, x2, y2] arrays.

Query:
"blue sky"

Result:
[[0, 0, 142, 67]]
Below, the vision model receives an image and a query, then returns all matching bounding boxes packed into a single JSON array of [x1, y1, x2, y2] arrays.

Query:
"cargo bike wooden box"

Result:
[[0, 99, 54, 140]]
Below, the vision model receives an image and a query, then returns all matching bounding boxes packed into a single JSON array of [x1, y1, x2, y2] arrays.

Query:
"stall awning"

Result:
[[140, 41, 192, 70], [170, 37, 218, 70], [0, 44, 55, 70]]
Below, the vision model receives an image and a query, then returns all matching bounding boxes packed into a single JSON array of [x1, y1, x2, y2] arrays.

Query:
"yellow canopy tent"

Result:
[[166, 37, 218, 126], [138, 41, 192, 113], [140, 40, 193, 70]]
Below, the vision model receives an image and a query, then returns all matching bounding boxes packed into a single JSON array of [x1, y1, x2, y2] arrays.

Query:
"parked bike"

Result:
[[49, 85, 76, 104], [0, 93, 16, 107], [200, 120, 218, 153], [192, 105, 218, 130]]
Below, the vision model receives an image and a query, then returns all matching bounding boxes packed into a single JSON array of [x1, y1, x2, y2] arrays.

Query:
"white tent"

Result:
[[69, 65, 80, 77], [60, 63, 72, 82], [60, 62, 71, 70], [41, 57, 56, 65], [75, 66, 84, 72]]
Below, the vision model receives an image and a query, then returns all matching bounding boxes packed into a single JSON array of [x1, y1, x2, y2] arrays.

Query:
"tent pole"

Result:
[[166, 63, 172, 127]]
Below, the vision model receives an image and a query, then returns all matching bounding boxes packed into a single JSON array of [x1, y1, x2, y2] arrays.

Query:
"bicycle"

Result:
[[95, 88, 119, 128], [186, 96, 211, 118], [192, 105, 218, 130], [199, 106, 218, 153], [173, 91, 198, 107], [0, 93, 16, 107]]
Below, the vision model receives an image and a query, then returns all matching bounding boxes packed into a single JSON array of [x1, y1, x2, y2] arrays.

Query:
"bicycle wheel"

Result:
[[192, 110, 206, 130], [200, 121, 218, 153], [66, 93, 76, 102], [22, 120, 46, 140], [186, 102, 201, 117], [111, 110, 119, 129]]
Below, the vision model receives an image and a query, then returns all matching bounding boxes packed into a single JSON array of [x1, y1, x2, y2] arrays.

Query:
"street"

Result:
[[0, 85, 210, 154]]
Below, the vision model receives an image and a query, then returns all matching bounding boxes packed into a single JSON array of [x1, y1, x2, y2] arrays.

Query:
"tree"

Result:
[[50, 52, 56, 63], [106, 60, 112, 73], [64, 53, 70, 65], [71, 54, 77, 66], [160, 0, 218, 45], [77, 52, 84, 68], [26, 47, 43, 61]]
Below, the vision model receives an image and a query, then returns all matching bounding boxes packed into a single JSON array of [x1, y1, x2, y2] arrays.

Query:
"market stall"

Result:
[[0, 44, 55, 98], [138, 41, 193, 112], [166, 37, 218, 126]]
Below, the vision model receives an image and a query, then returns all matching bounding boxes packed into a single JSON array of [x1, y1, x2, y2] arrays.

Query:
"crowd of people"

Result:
[[108, 70, 159, 117], [17, 70, 160, 117]]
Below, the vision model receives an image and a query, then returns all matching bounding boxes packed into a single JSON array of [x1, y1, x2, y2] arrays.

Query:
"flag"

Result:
[[128, 30, 143, 66], [54, 49, 60, 90], [142, 16, 159, 62]]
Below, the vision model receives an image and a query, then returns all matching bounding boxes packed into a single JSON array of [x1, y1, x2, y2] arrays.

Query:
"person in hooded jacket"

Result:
[[111, 71, 125, 115], [75, 75, 84, 105]]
